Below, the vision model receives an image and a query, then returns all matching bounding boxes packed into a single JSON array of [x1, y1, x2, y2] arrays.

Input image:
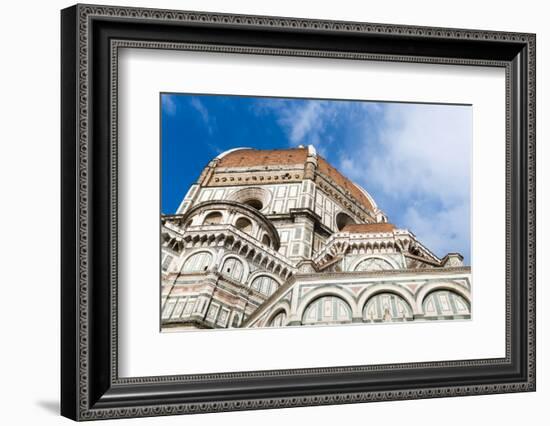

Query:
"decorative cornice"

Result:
[[209, 170, 304, 186], [294, 266, 471, 282], [243, 266, 472, 327], [165, 200, 282, 250], [313, 228, 442, 266], [165, 224, 296, 278]]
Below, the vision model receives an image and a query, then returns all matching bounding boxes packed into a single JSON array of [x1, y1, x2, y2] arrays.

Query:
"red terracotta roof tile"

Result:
[[317, 157, 374, 212], [216, 148, 374, 212], [217, 148, 309, 168], [342, 223, 395, 233]]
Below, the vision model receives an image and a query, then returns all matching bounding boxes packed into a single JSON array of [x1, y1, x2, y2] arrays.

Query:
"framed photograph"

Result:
[[61, 4, 536, 421]]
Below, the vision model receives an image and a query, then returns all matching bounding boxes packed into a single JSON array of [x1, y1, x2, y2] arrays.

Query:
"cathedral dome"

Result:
[[215, 146, 377, 214], [162, 145, 471, 332]]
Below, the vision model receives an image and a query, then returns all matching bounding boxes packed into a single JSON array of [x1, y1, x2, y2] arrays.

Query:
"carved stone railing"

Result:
[[162, 223, 296, 280], [313, 229, 441, 268]]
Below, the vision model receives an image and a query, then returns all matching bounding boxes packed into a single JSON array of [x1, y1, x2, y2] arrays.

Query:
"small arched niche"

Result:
[[203, 211, 223, 225], [363, 293, 413, 322], [250, 275, 279, 297], [302, 296, 352, 325], [261, 234, 271, 247], [423, 290, 470, 317], [269, 311, 287, 327], [235, 217, 253, 234], [221, 257, 244, 282], [336, 212, 355, 231], [182, 251, 212, 273]]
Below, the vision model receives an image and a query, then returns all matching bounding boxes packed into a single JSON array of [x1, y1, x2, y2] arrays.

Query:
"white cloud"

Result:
[[190, 97, 215, 135], [403, 204, 470, 263], [254, 97, 472, 261], [341, 103, 472, 261], [161, 94, 176, 115], [366, 104, 471, 206], [253, 99, 345, 147], [279, 101, 327, 144]]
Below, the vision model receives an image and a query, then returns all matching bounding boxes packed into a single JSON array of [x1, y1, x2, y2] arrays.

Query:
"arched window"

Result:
[[302, 296, 352, 325], [244, 199, 263, 210], [203, 211, 222, 225], [221, 257, 244, 282], [261, 234, 271, 248], [336, 212, 355, 231], [354, 257, 394, 272], [269, 311, 287, 327], [235, 217, 253, 234], [423, 290, 470, 317], [182, 252, 212, 273], [363, 293, 413, 322], [250, 275, 279, 296], [229, 187, 271, 211]]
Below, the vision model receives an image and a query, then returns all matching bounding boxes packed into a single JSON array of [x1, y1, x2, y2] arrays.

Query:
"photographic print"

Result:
[[160, 94, 472, 332]]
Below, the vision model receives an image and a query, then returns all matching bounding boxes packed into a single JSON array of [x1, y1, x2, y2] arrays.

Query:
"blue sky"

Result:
[[161, 93, 472, 264]]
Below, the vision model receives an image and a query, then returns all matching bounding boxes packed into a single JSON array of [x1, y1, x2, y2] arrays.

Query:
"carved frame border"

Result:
[[61, 3, 536, 421]]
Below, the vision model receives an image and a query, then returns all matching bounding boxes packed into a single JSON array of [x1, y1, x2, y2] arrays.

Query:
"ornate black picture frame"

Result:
[[61, 4, 536, 421]]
